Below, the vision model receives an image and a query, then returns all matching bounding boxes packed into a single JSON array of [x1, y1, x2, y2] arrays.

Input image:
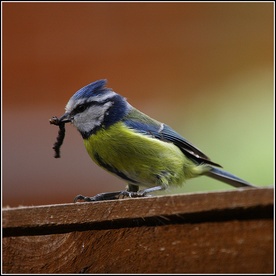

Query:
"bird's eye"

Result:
[[75, 104, 87, 114]]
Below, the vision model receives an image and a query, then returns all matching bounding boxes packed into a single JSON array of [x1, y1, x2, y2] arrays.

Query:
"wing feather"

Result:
[[123, 109, 222, 167]]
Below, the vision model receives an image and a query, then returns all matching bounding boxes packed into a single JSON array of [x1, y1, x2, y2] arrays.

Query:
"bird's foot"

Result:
[[74, 191, 123, 202], [74, 189, 153, 202], [74, 185, 165, 202]]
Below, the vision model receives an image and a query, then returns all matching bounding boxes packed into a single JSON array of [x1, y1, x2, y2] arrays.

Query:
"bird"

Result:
[[54, 79, 256, 202]]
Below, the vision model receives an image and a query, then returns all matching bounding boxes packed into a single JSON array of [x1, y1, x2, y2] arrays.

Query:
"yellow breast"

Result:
[[83, 122, 202, 187]]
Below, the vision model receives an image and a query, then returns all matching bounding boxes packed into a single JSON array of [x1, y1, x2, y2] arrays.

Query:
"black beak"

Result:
[[59, 113, 72, 124], [49, 113, 72, 126]]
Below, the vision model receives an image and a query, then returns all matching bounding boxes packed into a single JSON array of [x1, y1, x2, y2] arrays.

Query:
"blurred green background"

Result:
[[2, 2, 273, 207]]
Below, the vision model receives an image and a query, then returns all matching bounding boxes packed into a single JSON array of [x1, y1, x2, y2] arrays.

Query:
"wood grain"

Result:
[[2, 187, 274, 273]]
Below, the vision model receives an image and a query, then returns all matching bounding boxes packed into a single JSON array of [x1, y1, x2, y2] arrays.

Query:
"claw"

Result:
[[74, 187, 159, 203], [74, 191, 123, 202]]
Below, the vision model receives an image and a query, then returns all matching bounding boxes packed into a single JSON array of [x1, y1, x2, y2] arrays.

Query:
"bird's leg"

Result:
[[120, 184, 165, 198], [74, 191, 123, 202], [74, 184, 140, 202], [123, 175, 168, 198], [74, 185, 165, 202]]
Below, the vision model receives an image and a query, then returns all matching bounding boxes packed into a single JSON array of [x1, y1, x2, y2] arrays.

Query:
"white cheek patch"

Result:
[[72, 101, 114, 133]]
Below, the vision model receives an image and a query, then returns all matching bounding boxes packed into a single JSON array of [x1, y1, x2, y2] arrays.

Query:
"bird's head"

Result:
[[59, 79, 131, 138]]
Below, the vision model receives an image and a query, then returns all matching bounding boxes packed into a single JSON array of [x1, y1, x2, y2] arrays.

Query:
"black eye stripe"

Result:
[[75, 104, 87, 113], [72, 99, 113, 115]]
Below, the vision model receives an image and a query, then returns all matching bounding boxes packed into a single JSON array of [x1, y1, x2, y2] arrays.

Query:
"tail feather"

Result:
[[205, 167, 256, 188]]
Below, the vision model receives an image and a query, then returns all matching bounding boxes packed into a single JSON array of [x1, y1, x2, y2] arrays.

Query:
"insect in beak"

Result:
[[49, 114, 72, 158]]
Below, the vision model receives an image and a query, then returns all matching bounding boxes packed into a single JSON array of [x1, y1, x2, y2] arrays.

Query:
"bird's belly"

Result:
[[83, 124, 197, 187]]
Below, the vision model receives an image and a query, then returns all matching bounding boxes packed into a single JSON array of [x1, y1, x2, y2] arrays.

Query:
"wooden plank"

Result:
[[2, 187, 274, 273], [3, 187, 273, 234]]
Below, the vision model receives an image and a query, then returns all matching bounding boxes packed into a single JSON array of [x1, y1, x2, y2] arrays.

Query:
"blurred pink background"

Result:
[[3, 2, 273, 207]]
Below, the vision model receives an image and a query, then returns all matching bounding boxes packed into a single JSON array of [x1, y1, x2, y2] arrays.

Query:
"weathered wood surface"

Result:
[[2, 187, 274, 273]]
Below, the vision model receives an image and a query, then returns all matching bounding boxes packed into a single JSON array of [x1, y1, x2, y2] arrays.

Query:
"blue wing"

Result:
[[123, 109, 221, 168]]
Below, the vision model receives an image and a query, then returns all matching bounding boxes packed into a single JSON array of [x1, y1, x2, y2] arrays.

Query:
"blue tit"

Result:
[[52, 79, 256, 202]]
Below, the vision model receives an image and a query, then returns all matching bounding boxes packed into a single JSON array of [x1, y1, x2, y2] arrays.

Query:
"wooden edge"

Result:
[[2, 187, 273, 237]]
